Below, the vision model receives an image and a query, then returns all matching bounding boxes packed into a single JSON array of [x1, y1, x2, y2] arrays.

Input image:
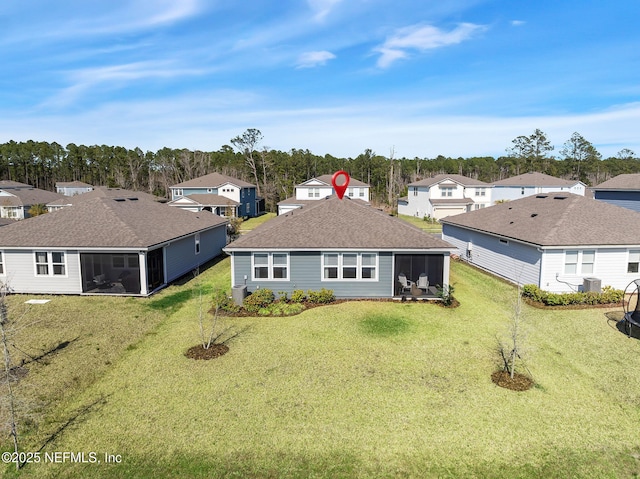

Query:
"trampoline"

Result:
[[622, 279, 640, 337]]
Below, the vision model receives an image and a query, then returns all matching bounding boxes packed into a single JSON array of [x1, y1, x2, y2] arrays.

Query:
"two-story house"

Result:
[[491, 172, 586, 203], [397, 174, 491, 220], [592, 173, 640, 213], [168, 173, 262, 218], [277, 175, 371, 215], [55, 181, 94, 196]]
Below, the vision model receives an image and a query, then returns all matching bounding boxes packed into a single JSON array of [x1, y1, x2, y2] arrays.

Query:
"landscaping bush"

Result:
[[290, 289, 306, 303], [257, 303, 306, 316], [522, 284, 624, 306], [243, 288, 275, 312], [307, 288, 336, 304]]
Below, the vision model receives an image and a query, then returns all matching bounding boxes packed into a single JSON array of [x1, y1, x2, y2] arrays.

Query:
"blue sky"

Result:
[[1, 1, 639, 159]]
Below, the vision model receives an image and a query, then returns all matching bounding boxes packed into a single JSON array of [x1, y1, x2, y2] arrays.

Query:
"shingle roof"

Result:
[[298, 175, 370, 188], [226, 196, 454, 250], [0, 197, 227, 248], [441, 192, 640, 246], [492, 172, 580, 187], [47, 186, 163, 206], [180, 194, 239, 206], [593, 173, 640, 190], [55, 181, 93, 188], [0, 187, 63, 206], [277, 195, 370, 206], [0, 180, 32, 189], [430, 198, 474, 206], [171, 172, 255, 189], [409, 174, 489, 187]]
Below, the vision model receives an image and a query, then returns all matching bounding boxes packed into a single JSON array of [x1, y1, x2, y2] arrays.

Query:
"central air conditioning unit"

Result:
[[583, 277, 601, 293]]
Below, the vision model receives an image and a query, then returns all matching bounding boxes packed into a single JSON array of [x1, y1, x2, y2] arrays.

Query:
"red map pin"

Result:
[[331, 170, 350, 199]]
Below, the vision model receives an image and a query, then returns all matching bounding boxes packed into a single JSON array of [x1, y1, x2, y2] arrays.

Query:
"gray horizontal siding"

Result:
[[233, 251, 393, 298], [164, 226, 227, 282], [593, 190, 640, 213], [443, 224, 541, 286], [2, 249, 82, 294]]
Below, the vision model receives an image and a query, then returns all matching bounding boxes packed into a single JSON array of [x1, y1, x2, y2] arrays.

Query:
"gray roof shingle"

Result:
[[441, 192, 640, 246], [0, 197, 227, 248], [227, 196, 454, 250], [298, 175, 370, 188], [408, 174, 489, 187], [593, 173, 640, 190], [492, 172, 581, 187], [171, 172, 255, 189], [47, 186, 163, 207]]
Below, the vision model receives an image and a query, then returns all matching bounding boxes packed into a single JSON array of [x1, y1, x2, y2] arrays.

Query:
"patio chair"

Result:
[[416, 274, 429, 294], [398, 273, 413, 293]]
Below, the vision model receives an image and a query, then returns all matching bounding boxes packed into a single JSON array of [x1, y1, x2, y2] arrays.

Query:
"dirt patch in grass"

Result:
[[185, 344, 229, 360], [491, 370, 534, 391]]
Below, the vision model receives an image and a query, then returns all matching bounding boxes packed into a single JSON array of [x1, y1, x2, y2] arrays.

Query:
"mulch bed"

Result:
[[523, 298, 622, 310], [491, 370, 534, 391], [185, 344, 229, 360]]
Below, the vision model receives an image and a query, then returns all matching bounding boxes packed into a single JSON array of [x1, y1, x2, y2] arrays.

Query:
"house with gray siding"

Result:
[[0, 196, 227, 296], [169, 172, 262, 218], [441, 193, 640, 293], [592, 173, 640, 212], [491, 172, 586, 203], [225, 196, 455, 299]]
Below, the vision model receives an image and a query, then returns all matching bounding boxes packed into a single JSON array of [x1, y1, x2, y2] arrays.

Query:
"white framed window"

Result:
[[359, 189, 365, 197], [35, 251, 66, 276], [173, 188, 183, 198], [628, 250, 640, 274], [252, 253, 289, 281], [475, 188, 486, 197], [564, 250, 595, 275], [0, 251, 4, 275], [322, 253, 378, 281], [310, 188, 320, 198], [413, 187, 418, 196], [521, 187, 525, 195], [440, 187, 454, 197], [347, 188, 354, 197], [195, 233, 200, 255]]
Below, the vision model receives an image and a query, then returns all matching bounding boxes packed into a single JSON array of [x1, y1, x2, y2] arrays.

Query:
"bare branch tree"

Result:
[[231, 129, 263, 196]]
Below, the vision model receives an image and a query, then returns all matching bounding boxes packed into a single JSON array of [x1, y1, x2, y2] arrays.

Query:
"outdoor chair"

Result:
[[416, 274, 429, 293], [398, 273, 413, 293]]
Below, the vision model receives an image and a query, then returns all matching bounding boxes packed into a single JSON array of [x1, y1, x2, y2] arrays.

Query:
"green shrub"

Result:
[[257, 303, 306, 316], [522, 283, 624, 306], [278, 290, 289, 303], [307, 288, 335, 304], [212, 290, 241, 313], [290, 289, 306, 303], [243, 288, 275, 312]]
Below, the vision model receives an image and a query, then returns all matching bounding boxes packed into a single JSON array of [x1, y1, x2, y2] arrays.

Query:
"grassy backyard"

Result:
[[2, 258, 640, 478], [397, 214, 442, 234]]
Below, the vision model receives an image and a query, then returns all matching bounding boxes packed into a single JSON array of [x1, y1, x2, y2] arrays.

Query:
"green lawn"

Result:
[[239, 213, 277, 233], [397, 214, 442, 234], [3, 259, 640, 478]]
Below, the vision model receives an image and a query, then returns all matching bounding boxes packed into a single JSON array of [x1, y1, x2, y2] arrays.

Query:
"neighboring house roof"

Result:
[[0, 197, 227, 249], [56, 181, 93, 188], [440, 192, 640, 247], [492, 172, 582, 187], [277, 195, 370, 206], [0, 218, 18, 227], [47, 186, 164, 207], [0, 187, 63, 206], [171, 172, 255, 189], [298, 174, 370, 188], [593, 173, 640, 190], [226, 196, 454, 250], [408, 174, 489, 188], [0, 180, 32, 189], [430, 198, 474, 206], [170, 194, 239, 206]]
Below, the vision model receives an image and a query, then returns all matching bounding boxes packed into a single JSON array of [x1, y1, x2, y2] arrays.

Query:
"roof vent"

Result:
[[510, 221, 514, 224], [531, 213, 538, 217], [536, 195, 547, 199], [114, 198, 125, 202], [127, 197, 138, 201], [553, 195, 567, 200]]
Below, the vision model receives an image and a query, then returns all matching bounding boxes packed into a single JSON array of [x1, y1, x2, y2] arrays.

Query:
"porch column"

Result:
[[139, 251, 148, 295], [442, 254, 451, 288]]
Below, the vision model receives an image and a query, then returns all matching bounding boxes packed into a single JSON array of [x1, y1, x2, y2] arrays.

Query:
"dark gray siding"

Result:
[[233, 251, 394, 298]]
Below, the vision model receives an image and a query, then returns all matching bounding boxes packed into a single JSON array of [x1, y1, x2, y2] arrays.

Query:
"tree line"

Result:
[[0, 129, 638, 212]]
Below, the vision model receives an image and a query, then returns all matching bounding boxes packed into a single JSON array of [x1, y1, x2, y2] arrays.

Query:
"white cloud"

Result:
[[375, 22, 486, 68], [511, 20, 526, 26], [296, 50, 337, 68], [307, 0, 343, 22]]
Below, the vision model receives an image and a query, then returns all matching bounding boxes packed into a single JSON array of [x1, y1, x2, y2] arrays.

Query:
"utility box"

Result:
[[232, 284, 248, 306], [583, 277, 602, 293]]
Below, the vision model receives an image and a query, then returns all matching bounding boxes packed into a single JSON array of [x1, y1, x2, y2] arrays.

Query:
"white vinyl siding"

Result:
[[322, 253, 378, 281]]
